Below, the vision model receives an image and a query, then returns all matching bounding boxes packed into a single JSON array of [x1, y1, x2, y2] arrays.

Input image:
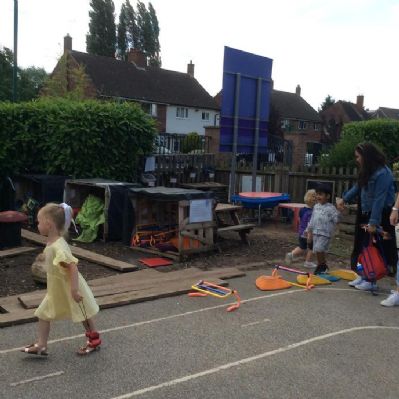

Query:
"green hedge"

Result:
[[0, 99, 156, 180], [321, 119, 399, 167]]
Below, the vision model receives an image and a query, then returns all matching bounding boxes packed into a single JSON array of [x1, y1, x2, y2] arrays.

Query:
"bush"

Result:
[[320, 119, 399, 167], [0, 99, 156, 180], [181, 132, 202, 154]]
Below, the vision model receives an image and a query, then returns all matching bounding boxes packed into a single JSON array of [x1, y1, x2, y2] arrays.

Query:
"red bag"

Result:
[[357, 238, 387, 282]]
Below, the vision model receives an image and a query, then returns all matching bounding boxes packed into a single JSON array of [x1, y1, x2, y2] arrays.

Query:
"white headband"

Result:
[[60, 203, 78, 234]]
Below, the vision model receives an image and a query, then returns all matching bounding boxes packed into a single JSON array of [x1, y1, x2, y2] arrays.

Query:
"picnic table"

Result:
[[277, 202, 306, 231], [215, 203, 255, 244], [231, 192, 291, 225]]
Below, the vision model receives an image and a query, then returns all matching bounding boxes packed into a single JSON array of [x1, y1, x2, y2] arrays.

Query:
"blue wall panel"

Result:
[[220, 47, 273, 153]]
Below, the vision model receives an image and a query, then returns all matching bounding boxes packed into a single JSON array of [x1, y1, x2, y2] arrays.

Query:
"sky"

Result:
[[1, 0, 398, 111]]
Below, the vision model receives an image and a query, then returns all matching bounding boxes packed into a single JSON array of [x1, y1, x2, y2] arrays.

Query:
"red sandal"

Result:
[[21, 343, 48, 356], [77, 331, 101, 356]]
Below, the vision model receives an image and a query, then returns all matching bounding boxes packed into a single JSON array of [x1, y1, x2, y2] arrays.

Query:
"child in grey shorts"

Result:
[[307, 184, 341, 274]]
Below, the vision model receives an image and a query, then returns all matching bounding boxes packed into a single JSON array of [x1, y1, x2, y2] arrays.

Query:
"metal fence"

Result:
[[154, 134, 212, 155]]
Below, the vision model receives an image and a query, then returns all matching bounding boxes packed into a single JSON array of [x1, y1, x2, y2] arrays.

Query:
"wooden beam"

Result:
[[21, 229, 138, 272], [17, 267, 245, 309], [0, 247, 37, 259]]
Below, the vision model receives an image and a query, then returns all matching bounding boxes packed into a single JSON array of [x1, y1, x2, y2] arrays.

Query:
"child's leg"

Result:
[[292, 247, 305, 258], [22, 319, 50, 355], [380, 268, 399, 306], [81, 317, 96, 333], [78, 317, 101, 355], [37, 319, 51, 348], [316, 251, 326, 266], [305, 250, 314, 262], [286, 237, 307, 265]]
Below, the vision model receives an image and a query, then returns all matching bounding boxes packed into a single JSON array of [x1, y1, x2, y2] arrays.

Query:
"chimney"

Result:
[[187, 60, 194, 77], [64, 34, 72, 53], [127, 48, 147, 68], [295, 84, 301, 96], [356, 94, 364, 109]]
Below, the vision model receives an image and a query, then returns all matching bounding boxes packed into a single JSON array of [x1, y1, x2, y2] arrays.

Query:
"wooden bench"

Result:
[[215, 204, 255, 244]]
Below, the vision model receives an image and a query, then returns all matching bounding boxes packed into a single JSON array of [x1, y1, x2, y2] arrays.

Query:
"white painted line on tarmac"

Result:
[[0, 288, 358, 355], [241, 318, 270, 328], [10, 371, 64, 387], [109, 325, 399, 398]]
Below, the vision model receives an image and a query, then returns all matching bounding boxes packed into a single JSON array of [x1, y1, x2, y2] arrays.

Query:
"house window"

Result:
[[150, 104, 157, 117], [314, 123, 320, 131], [142, 103, 157, 117], [298, 121, 307, 130], [281, 119, 290, 130], [176, 107, 188, 119], [202, 112, 210, 121]]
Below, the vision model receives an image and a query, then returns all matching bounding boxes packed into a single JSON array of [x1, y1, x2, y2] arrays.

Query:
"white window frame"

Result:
[[176, 107, 188, 119], [201, 112, 210, 121], [150, 104, 157, 117], [281, 119, 290, 129], [298, 120, 307, 130], [314, 122, 320, 131]]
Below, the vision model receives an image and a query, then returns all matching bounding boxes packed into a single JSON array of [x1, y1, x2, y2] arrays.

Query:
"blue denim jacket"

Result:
[[343, 166, 395, 226]]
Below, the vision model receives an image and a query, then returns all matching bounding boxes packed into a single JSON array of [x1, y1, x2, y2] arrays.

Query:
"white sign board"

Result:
[[189, 199, 213, 223], [241, 175, 262, 192]]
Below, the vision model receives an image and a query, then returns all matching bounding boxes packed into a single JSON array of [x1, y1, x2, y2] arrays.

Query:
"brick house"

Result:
[[272, 85, 322, 166], [320, 95, 369, 143], [208, 85, 322, 167], [369, 107, 399, 120], [46, 35, 219, 136]]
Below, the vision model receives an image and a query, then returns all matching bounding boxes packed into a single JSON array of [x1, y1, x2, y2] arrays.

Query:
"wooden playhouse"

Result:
[[127, 186, 215, 260]]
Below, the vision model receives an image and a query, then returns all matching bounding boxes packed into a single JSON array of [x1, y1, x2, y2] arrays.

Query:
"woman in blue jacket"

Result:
[[337, 143, 397, 291]]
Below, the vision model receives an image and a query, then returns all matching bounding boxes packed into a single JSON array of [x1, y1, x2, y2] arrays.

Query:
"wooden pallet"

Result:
[[0, 267, 245, 327]]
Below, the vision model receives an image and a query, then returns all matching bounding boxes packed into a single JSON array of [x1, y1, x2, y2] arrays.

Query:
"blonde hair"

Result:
[[304, 189, 316, 206], [39, 203, 66, 235]]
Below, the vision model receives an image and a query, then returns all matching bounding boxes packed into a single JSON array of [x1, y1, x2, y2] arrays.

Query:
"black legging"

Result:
[[350, 206, 397, 275]]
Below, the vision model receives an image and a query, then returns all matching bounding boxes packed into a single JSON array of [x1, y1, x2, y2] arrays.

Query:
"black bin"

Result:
[[0, 211, 28, 249]]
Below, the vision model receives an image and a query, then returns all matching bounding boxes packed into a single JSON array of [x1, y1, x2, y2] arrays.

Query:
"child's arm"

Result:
[[306, 211, 315, 242], [61, 262, 83, 303]]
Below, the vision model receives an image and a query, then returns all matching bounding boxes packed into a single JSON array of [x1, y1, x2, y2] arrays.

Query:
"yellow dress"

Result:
[[34, 237, 99, 323]]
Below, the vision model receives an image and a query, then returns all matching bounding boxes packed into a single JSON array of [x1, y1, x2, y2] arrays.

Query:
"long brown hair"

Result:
[[356, 142, 386, 187]]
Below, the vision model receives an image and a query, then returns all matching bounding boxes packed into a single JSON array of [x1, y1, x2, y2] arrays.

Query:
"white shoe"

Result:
[[304, 261, 317, 269], [380, 290, 399, 307], [348, 275, 363, 287], [285, 252, 293, 265], [354, 280, 377, 291]]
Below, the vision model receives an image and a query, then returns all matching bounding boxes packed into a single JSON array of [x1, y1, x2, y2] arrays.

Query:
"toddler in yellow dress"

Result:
[[21, 203, 101, 356]]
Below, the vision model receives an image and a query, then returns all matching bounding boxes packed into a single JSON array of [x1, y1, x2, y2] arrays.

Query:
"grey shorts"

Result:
[[312, 234, 331, 253]]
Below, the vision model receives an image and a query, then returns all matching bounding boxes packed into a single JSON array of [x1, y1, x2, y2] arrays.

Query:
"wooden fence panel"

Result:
[[213, 165, 397, 203]]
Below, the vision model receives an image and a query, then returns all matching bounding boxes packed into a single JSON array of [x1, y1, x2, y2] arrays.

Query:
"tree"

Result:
[[320, 119, 399, 167], [148, 2, 161, 66], [41, 55, 91, 100], [0, 47, 47, 102], [19, 67, 48, 101], [319, 95, 335, 112], [135, 1, 147, 52], [86, 0, 116, 57], [0, 47, 13, 101], [117, 0, 140, 60], [116, 2, 128, 60], [125, 0, 139, 49]]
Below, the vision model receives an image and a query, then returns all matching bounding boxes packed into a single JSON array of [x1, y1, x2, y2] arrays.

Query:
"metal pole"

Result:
[[229, 73, 241, 201], [251, 77, 262, 192], [12, 0, 18, 102]]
